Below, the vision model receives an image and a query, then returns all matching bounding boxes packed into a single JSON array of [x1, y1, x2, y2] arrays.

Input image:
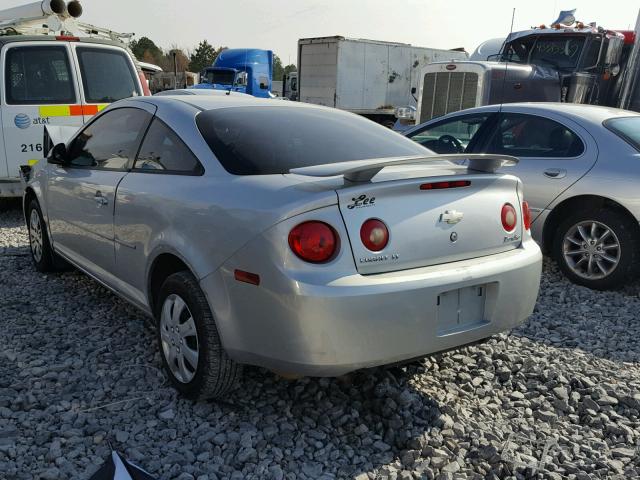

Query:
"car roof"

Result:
[[154, 89, 252, 97], [136, 95, 326, 112], [426, 102, 640, 129]]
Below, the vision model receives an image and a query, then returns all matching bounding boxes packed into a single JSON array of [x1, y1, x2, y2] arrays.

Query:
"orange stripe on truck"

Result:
[[39, 104, 108, 117]]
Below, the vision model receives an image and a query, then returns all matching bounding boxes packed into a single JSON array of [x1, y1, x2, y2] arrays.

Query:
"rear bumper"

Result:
[[201, 238, 542, 376]]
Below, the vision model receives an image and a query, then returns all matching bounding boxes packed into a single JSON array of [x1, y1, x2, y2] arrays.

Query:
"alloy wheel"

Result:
[[562, 220, 621, 280], [29, 208, 43, 263], [160, 294, 199, 383]]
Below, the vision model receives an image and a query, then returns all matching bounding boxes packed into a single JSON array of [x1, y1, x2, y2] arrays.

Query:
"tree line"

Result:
[[129, 37, 296, 80]]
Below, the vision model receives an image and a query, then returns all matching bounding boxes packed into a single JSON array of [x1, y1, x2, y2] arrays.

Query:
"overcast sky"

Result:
[[6, 0, 640, 64]]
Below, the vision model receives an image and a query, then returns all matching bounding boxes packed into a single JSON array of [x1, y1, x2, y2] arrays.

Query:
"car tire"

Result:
[[27, 199, 56, 273], [553, 209, 639, 290], [156, 271, 242, 399]]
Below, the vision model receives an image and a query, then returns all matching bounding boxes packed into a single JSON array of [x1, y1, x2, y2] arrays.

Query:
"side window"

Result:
[[582, 36, 602, 69], [408, 114, 492, 154], [76, 47, 141, 103], [489, 113, 584, 158], [134, 119, 203, 175], [6, 46, 75, 105], [67, 108, 151, 170]]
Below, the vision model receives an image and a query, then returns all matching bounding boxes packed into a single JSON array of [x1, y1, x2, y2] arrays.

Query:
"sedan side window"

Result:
[[66, 108, 151, 170], [408, 114, 492, 154], [488, 113, 584, 158], [134, 119, 204, 175]]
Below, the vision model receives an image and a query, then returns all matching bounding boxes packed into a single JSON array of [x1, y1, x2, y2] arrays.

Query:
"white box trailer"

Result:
[[297, 36, 468, 126]]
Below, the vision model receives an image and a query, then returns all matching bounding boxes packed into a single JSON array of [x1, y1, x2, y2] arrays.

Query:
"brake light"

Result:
[[420, 180, 471, 190], [56, 35, 80, 42], [288, 221, 337, 263], [360, 219, 389, 252], [522, 201, 532, 231], [501, 203, 517, 232]]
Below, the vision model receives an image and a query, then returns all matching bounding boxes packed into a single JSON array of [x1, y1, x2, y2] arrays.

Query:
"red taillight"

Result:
[[234, 269, 260, 286], [522, 201, 531, 231], [360, 219, 389, 252], [501, 203, 517, 232], [56, 35, 80, 42], [288, 221, 337, 263], [420, 180, 471, 190]]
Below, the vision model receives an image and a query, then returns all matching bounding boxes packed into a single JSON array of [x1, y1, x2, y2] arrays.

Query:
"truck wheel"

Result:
[[27, 199, 55, 272], [156, 271, 242, 399], [553, 209, 638, 290]]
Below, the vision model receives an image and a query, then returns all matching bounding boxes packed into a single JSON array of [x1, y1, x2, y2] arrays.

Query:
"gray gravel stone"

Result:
[[1, 206, 639, 479]]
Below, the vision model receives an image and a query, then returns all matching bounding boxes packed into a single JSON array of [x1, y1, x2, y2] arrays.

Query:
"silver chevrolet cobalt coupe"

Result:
[[24, 96, 542, 399]]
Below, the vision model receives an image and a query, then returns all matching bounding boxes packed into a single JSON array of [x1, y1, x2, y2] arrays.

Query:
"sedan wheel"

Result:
[[554, 209, 638, 290], [562, 220, 621, 280], [29, 208, 44, 263], [160, 294, 200, 384], [27, 199, 56, 272], [156, 271, 242, 399]]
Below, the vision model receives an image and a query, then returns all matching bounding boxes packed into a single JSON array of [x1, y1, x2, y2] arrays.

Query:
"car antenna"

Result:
[[498, 8, 516, 115]]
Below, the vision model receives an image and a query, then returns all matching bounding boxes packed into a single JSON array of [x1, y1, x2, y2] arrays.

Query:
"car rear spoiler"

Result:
[[290, 154, 518, 182]]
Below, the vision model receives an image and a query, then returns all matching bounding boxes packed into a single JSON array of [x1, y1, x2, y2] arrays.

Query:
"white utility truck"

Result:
[[0, 0, 149, 197], [296, 36, 468, 127]]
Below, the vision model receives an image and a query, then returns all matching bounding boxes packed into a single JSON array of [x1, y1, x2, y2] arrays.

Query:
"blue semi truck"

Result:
[[192, 48, 273, 98]]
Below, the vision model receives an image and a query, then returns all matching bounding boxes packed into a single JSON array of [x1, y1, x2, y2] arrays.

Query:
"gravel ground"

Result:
[[1, 202, 639, 480]]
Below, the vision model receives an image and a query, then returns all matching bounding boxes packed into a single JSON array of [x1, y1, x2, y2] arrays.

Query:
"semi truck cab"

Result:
[[193, 48, 273, 98], [400, 13, 638, 126]]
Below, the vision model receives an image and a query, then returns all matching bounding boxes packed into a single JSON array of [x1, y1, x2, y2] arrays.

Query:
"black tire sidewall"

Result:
[[156, 271, 237, 399], [553, 209, 638, 290], [27, 199, 53, 272]]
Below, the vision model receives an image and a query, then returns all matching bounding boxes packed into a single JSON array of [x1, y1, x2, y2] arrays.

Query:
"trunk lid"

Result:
[[336, 165, 523, 274]]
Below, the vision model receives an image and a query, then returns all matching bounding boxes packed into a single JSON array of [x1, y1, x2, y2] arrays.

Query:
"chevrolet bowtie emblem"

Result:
[[441, 210, 464, 224]]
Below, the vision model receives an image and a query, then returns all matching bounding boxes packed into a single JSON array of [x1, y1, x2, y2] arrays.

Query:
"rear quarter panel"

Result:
[[547, 114, 640, 220], [113, 100, 339, 307]]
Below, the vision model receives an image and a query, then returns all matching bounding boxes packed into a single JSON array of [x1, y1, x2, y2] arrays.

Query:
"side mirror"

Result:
[[48, 143, 68, 165], [411, 87, 417, 94], [260, 82, 268, 90]]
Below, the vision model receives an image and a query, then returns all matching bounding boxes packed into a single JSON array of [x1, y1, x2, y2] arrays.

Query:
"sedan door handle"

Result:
[[94, 191, 108, 206], [543, 168, 567, 179]]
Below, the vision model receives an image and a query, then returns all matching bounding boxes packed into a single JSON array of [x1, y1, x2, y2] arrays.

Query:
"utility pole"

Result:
[[172, 51, 178, 89]]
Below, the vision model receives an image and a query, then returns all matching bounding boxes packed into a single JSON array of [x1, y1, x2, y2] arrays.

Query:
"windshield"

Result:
[[504, 35, 585, 69], [205, 69, 236, 85], [605, 117, 640, 151], [196, 106, 429, 175]]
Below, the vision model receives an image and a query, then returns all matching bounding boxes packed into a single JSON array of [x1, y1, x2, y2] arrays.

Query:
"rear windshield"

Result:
[[77, 47, 140, 103], [604, 117, 640, 151], [196, 106, 428, 175]]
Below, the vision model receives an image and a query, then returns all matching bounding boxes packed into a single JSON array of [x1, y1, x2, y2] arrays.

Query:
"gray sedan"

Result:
[[404, 103, 640, 290], [24, 96, 541, 399]]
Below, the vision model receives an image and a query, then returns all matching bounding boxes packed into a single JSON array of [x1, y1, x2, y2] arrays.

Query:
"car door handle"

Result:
[[94, 191, 108, 206], [543, 168, 567, 179]]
